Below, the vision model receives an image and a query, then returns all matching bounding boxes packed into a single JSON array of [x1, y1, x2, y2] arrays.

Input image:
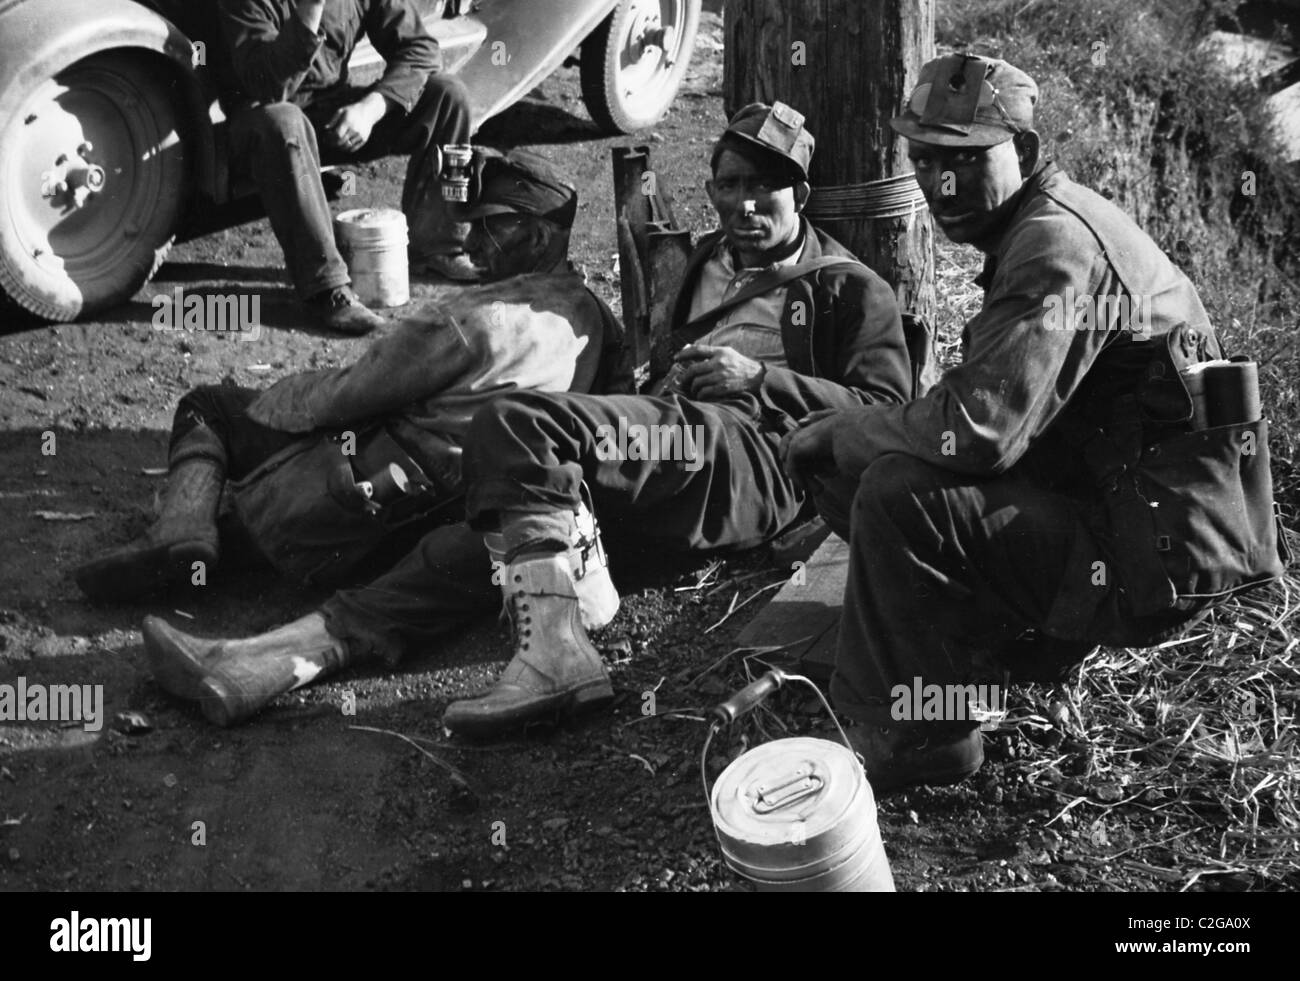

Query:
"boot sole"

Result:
[[444, 679, 614, 739], [76, 541, 217, 603], [867, 745, 986, 796]]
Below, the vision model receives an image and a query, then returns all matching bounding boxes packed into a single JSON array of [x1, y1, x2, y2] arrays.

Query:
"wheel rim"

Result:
[[612, 0, 692, 123], [8, 58, 181, 296]]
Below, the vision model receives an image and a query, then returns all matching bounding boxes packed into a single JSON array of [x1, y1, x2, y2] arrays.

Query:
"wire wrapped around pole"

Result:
[[804, 173, 929, 221]]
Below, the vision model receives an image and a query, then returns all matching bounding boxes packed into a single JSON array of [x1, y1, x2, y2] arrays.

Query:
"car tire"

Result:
[[0, 52, 190, 322], [580, 0, 701, 134]]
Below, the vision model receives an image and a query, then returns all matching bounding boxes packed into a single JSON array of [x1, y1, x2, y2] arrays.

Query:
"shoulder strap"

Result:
[[678, 256, 860, 336]]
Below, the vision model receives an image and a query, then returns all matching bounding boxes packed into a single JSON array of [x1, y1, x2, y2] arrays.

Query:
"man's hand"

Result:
[[296, 0, 326, 32], [676, 344, 765, 400], [779, 409, 840, 496], [327, 93, 387, 153]]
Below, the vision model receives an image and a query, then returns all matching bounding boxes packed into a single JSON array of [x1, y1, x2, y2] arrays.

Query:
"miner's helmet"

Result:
[[891, 54, 1038, 147], [712, 101, 815, 184], [464, 148, 578, 229]]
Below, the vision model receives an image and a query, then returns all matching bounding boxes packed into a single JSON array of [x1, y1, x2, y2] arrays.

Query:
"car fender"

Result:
[[0, 0, 217, 196], [458, 0, 621, 128]]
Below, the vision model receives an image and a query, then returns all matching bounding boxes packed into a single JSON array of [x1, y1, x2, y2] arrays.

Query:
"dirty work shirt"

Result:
[[246, 272, 621, 489], [813, 163, 1217, 725], [686, 238, 800, 368], [218, 0, 440, 111]]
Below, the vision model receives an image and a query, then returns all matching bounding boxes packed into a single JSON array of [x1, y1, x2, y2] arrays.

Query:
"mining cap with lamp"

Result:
[[462, 148, 579, 230], [891, 54, 1037, 147], [714, 101, 815, 184]]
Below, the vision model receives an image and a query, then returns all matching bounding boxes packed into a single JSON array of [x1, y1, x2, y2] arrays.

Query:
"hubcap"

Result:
[[10, 60, 177, 283], [615, 0, 689, 120]]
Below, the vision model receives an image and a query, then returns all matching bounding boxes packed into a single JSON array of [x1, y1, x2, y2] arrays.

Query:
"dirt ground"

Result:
[[0, 13, 1287, 894]]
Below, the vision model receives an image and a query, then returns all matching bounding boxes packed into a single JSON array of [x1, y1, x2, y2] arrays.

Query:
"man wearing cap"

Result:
[[76, 152, 639, 724], [432, 102, 913, 739], [217, 0, 481, 336], [782, 54, 1280, 792]]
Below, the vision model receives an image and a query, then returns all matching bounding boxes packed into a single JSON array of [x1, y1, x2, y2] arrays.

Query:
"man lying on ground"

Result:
[[75, 152, 634, 723]]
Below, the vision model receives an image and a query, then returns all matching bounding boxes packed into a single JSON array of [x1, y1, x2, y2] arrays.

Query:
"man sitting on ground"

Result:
[[781, 54, 1286, 793]]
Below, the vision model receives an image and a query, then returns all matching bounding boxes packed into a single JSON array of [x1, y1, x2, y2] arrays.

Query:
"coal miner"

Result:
[[132, 102, 913, 730], [782, 55, 1286, 793], [218, 0, 481, 335], [76, 152, 636, 724]]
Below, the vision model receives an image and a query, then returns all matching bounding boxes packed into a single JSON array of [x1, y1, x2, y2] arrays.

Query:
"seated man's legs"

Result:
[[76, 385, 301, 601], [377, 76, 475, 270], [466, 390, 804, 552], [444, 390, 805, 735], [228, 104, 349, 303], [826, 453, 1126, 790]]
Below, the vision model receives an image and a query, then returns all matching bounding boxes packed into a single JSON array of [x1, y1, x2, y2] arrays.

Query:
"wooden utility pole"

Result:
[[724, 0, 937, 388]]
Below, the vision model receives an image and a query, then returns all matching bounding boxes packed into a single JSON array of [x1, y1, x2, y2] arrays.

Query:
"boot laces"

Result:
[[508, 586, 533, 656]]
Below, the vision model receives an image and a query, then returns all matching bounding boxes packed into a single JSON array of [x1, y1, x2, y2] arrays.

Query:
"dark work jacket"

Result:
[[668, 220, 913, 427], [831, 163, 1282, 629], [218, 0, 440, 112], [831, 163, 1215, 486]]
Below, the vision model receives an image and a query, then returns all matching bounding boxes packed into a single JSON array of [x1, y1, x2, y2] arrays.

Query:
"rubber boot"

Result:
[[846, 722, 985, 795], [75, 456, 223, 602], [483, 500, 620, 632], [442, 552, 613, 738], [143, 611, 349, 727]]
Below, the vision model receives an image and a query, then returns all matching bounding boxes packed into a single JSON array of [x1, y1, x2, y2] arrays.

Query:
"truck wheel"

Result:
[[0, 52, 189, 322], [580, 0, 701, 134]]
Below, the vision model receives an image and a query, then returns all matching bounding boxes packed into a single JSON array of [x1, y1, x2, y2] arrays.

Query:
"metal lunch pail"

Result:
[[704, 670, 895, 892]]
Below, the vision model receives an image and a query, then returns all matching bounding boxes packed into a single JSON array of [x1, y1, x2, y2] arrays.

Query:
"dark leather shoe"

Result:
[[308, 285, 385, 335], [847, 723, 984, 795]]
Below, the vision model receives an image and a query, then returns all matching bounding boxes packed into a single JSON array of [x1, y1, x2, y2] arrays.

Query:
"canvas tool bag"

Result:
[[229, 425, 461, 587], [1066, 325, 1290, 619]]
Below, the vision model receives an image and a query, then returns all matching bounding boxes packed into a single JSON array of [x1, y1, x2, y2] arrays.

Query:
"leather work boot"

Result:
[[483, 500, 620, 632], [847, 722, 985, 795], [143, 612, 349, 727], [442, 552, 613, 738], [75, 457, 223, 602], [411, 252, 482, 283], [307, 284, 385, 335]]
